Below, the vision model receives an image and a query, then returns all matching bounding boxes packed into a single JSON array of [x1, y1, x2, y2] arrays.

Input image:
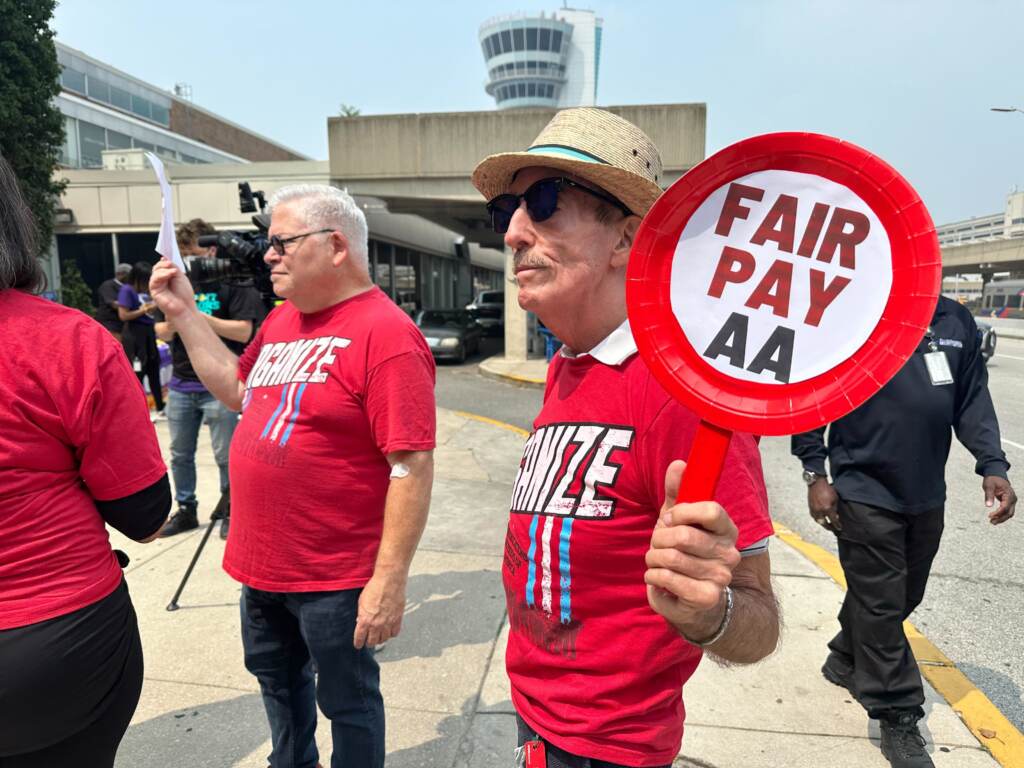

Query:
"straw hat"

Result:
[[472, 107, 664, 217]]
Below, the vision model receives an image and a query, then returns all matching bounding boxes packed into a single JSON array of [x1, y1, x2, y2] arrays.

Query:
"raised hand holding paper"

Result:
[[144, 152, 187, 272]]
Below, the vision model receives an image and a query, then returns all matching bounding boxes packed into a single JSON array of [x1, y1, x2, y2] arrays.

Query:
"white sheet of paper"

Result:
[[145, 152, 187, 272]]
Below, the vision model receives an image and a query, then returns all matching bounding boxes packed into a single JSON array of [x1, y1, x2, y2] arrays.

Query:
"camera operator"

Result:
[[155, 219, 265, 539], [149, 185, 436, 768]]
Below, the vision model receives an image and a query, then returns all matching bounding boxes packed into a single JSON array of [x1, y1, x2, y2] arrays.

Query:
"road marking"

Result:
[[995, 353, 1024, 362], [1002, 438, 1024, 452], [773, 521, 1024, 767], [452, 410, 531, 438]]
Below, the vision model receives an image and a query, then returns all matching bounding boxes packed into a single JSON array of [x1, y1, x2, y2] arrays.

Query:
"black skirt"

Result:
[[0, 578, 143, 758]]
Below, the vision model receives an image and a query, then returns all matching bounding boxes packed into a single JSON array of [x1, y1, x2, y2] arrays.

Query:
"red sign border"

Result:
[[626, 132, 941, 436]]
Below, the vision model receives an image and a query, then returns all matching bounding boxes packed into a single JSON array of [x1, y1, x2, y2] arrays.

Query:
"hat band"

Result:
[[526, 144, 609, 165]]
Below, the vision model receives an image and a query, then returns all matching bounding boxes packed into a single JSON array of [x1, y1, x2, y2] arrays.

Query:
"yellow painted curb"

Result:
[[452, 409, 531, 438], [773, 521, 1024, 767], [476, 360, 546, 388]]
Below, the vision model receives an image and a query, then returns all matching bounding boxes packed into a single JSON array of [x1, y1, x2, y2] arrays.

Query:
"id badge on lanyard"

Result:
[[923, 327, 953, 386]]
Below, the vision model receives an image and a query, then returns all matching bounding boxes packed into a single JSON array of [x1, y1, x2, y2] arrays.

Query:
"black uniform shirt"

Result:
[[161, 280, 265, 385], [95, 278, 123, 330], [791, 297, 1009, 514]]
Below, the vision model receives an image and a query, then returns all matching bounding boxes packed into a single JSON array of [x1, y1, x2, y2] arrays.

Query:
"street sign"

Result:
[[627, 132, 940, 501]]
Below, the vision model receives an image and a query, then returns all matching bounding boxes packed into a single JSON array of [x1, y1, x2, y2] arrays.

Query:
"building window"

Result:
[[539, 28, 551, 50], [87, 77, 109, 102], [61, 115, 80, 167], [512, 28, 525, 50], [109, 85, 132, 112], [551, 30, 563, 53], [106, 129, 132, 150], [1013, 217, 1024, 225], [131, 94, 152, 120], [78, 120, 107, 168], [482, 38, 491, 58], [527, 83, 536, 97], [61, 66, 86, 93], [150, 104, 170, 125], [517, 83, 526, 97], [500, 30, 512, 53], [132, 139, 154, 152], [526, 28, 538, 50], [490, 33, 502, 55]]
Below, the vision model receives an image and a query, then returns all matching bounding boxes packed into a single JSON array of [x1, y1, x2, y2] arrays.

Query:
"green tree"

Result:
[[338, 103, 361, 117], [0, 0, 65, 257], [59, 259, 94, 316]]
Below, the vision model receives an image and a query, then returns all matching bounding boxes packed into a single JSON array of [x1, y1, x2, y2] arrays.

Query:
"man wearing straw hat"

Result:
[[473, 108, 780, 767]]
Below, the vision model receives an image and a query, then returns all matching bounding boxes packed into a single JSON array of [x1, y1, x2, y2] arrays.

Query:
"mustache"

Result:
[[513, 249, 547, 271]]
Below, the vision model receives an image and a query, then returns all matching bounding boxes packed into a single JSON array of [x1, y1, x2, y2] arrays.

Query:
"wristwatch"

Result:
[[802, 469, 822, 486]]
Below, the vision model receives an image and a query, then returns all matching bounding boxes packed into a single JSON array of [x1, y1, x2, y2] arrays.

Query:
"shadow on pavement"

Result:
[[116, 693, 267, 768], [378, 568, 505, 663]]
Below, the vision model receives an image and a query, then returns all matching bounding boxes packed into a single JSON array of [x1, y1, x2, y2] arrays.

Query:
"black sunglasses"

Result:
[[486, 177, 633, 234], [268, 228, 335, 256]]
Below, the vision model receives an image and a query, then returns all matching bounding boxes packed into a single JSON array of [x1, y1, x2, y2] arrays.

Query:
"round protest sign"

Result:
[[627, 132, 941, 441]]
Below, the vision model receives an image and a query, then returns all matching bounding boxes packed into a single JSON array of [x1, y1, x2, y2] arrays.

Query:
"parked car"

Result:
[[977, 320, 997, 363], [466, 290, 504, 337], [414, 309, 484, 363]]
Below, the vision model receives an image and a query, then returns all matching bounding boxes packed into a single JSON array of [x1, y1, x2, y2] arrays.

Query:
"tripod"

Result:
[[166, 489, 229, 612]]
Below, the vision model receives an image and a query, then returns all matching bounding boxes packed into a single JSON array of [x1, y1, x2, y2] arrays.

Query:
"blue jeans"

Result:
[[167, 389, 237, 507], [241, 587, 384, 768]]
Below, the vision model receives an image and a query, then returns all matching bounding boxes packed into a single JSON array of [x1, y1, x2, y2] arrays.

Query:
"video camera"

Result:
[[188, 182, 274, 304]]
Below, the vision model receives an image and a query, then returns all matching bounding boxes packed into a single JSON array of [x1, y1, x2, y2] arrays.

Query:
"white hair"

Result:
[[268, 184, 369, 268]]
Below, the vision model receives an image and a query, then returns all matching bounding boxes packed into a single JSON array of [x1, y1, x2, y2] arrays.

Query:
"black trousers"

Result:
[[828, 499, 944, 719], [516, 714, 671, 768], [0, 579, 144, 768], [127, 323, 164, 412]]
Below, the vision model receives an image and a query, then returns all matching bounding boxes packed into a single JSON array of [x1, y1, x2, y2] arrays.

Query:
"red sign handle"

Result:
[[676, 420, 733, 504]]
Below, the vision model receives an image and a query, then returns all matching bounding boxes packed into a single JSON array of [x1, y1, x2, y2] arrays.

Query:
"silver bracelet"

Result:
[[684, 585, 734, 647]]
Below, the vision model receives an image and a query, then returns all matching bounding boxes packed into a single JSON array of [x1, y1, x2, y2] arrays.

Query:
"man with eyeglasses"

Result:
[[149, 184, 436, 768], [472, 108, 779, 767]]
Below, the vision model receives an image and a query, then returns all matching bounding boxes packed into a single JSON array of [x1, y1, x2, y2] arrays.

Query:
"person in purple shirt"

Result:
[[118, 261, 165, 419], [155, 220, 265, 538]]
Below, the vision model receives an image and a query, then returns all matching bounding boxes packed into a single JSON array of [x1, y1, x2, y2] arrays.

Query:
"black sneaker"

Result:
[[880, 711, 934, 768], [821, 653, 855, 695], [159, 506, 199, 537], [219, 514, 230, 541]]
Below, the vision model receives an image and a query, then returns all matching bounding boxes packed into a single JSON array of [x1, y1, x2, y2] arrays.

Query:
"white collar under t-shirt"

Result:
[[558, 319, 638, 366], [556, 316, 771, 558]]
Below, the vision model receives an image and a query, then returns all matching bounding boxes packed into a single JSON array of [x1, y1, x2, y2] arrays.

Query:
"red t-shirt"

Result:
[[0, 290, 167, 630], [503, 336, 773, 766], [226, 287, 436, 592]]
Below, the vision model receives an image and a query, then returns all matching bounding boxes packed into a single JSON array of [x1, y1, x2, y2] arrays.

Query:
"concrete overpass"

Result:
[[941, 237, 1024, 279]]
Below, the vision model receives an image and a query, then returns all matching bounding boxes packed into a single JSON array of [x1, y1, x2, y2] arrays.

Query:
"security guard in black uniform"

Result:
[[792, 295, 1016, 768]]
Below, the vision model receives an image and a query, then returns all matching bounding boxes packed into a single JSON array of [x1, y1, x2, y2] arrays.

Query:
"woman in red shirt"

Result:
[[0, 155, 171, 768]]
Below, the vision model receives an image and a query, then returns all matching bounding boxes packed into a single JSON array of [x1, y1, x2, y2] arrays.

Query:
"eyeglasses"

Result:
[[486, 177, 633, 234], [268, 228, 335, 256]]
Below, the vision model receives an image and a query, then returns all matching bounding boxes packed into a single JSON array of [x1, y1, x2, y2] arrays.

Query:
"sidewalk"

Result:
[[478, 355, 547, 387], [110, 408, 999, 767]]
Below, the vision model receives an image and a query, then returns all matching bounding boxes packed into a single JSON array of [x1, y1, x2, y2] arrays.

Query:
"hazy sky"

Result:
[[53, 0, 1024, 225]]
